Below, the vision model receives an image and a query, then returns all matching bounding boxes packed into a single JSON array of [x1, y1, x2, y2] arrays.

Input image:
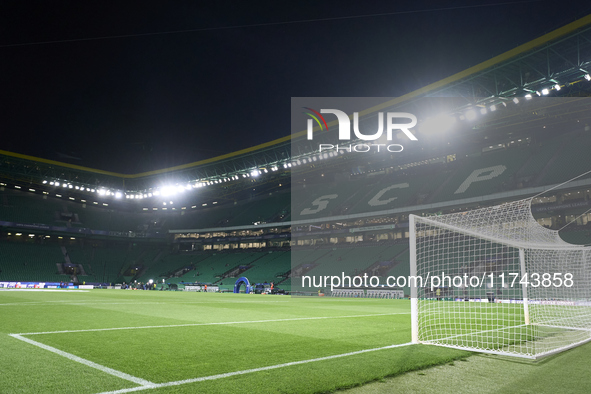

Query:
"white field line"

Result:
[[539, 311, 591, 326], [97, 342, 415, 394], [0, 294, 409, 307], [0, 300, 293, 307], [0, 302, 173, 307], [9, 334, 155, 388], [14, 312, 410, 336], [434, 323, 528, 342]]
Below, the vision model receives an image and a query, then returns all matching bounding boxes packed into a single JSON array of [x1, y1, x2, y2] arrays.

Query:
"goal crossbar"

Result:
[[410, 198, 591, 359]]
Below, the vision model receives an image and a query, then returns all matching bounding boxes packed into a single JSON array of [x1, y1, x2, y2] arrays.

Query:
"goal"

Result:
[[410, 198, 591, 359]]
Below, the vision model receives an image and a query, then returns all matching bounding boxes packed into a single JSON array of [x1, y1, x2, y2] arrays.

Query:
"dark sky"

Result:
[[2, 1, 591, 174]]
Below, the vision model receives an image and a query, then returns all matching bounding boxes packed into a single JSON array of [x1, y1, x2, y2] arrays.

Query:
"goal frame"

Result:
[[410, 211, 591, 359]]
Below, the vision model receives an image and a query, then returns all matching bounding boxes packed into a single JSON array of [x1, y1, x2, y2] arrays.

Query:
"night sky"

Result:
[[2, 1, 591, 174]]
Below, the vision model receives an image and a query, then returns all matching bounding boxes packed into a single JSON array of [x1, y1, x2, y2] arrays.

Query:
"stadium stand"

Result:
[[430, 146, 529, 202], [0, 240, 66, 282], [538, 130, 591, 185], [2, 17, 591, 293]]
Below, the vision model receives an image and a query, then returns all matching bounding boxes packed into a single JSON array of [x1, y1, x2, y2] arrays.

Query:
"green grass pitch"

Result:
[[1, 290, 590, 393]]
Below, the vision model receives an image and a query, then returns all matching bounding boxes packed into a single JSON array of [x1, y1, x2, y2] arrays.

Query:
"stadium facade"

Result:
[[1, 15, 591, 295]]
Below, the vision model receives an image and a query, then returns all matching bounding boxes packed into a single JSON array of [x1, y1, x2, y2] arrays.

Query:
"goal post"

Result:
[[410, 214, 419, 344], [409, 198, 591, 359], [518, 248, 531, 325]]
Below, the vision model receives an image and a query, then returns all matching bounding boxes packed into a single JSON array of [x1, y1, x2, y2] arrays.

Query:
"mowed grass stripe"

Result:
[[97, 343, 415, 394], [9, 334, 155, 387], [15, 312, 410, 335], [32, 313, 409, 383], [0, 291, 471, 393]]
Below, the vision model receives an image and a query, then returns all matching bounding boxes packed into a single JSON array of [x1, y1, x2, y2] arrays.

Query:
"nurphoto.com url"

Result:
[[301, 272, 574, 292]]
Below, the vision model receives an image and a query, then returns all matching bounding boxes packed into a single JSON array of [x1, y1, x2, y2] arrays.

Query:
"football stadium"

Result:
[[3, 10, 591, 394]]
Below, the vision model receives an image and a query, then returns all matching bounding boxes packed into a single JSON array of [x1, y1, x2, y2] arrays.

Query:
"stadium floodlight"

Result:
[[585, 74, 591, 81], [525, 94, 532, 99], [161, 186, 176, 197], [513, 97, 519, 104], [42, 180, 47, 184], [420, 113, 456, 135], [490, 105, 497, 112], [115, 192, 122, 199], [98, 189, 106, 196], [480, 108, 487, 115], [153, 190, 161, 196], [251, 170, 260, 177], [541, 88, 549, 95], [554, 84, 561, 91], [410, 198, 591, 359], [464, 109, 477, 121]]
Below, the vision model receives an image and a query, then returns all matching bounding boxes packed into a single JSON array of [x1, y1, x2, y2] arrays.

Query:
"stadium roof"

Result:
[[2, 14, 591, 196]]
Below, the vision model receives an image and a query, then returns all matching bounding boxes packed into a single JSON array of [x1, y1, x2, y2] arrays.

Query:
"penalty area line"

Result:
[[97, 342, 415, 394], [15, 312, 410, 336], [8, 334, 155, 388]]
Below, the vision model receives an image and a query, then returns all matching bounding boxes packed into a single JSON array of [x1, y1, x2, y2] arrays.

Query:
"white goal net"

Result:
[[410, 198, 591, 358]]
